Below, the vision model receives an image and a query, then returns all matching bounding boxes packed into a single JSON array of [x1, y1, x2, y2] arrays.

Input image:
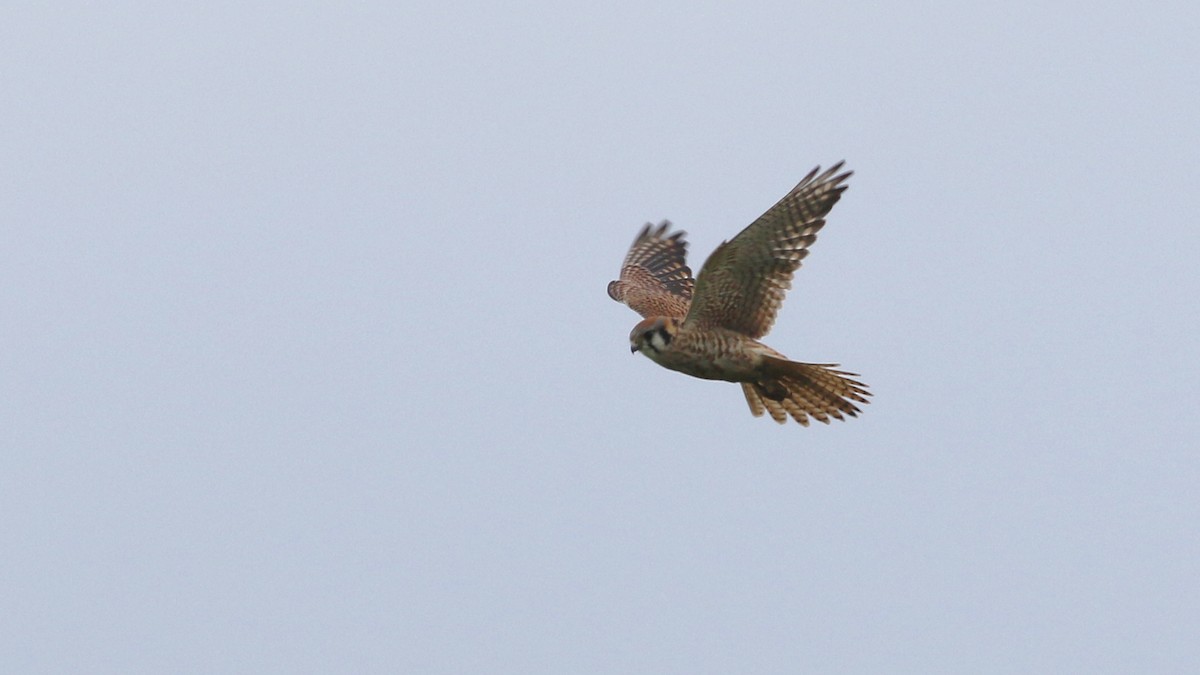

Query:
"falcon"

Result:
[[607, 163, 870, 425]]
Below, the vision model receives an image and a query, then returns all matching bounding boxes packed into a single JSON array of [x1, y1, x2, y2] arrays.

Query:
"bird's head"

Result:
[[630, 316, 679, 355]]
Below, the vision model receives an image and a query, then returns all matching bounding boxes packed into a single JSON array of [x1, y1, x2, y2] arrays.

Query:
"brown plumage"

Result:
[[608, 163, 870, 426], [606, 221, 693, 319]]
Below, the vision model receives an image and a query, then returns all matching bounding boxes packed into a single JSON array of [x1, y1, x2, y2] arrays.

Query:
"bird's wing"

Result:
[[607, 221, 694, 319], [683, 163, 851, 339]]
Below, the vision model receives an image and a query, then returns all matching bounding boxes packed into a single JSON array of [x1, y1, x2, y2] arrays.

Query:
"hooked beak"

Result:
[[630, 343, 640, 353]]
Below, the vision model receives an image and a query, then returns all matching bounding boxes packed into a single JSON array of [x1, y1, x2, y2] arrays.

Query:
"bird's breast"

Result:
[[646, 328, 763, 382]]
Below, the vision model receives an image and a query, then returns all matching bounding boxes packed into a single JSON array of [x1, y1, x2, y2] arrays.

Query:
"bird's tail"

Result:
[[741, 356, 871, 425]]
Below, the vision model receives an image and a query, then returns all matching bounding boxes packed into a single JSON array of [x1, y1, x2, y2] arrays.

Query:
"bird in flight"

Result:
[[607, 163, 870, 425]]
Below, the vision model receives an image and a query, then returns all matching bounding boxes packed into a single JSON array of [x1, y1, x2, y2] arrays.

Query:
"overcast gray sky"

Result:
[[3, 2, 1198, 673]]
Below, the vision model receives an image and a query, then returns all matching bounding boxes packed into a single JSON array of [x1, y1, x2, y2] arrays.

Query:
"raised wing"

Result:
[[683, 163, 851, 338], [607, 221, 694, 319]]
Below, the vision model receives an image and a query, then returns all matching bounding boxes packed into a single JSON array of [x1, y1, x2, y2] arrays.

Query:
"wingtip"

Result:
[[631, 220, 685, 247], [793, 162, 853, 194]]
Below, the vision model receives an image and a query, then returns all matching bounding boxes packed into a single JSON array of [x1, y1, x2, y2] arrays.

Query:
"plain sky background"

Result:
[[3, 2, 1198, 673]]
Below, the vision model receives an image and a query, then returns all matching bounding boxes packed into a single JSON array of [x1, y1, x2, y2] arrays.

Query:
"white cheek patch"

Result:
[[649, 330, 670, 352]]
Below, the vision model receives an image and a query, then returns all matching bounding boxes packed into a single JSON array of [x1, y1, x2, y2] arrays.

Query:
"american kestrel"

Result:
[[608, 163, 870, 425]]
